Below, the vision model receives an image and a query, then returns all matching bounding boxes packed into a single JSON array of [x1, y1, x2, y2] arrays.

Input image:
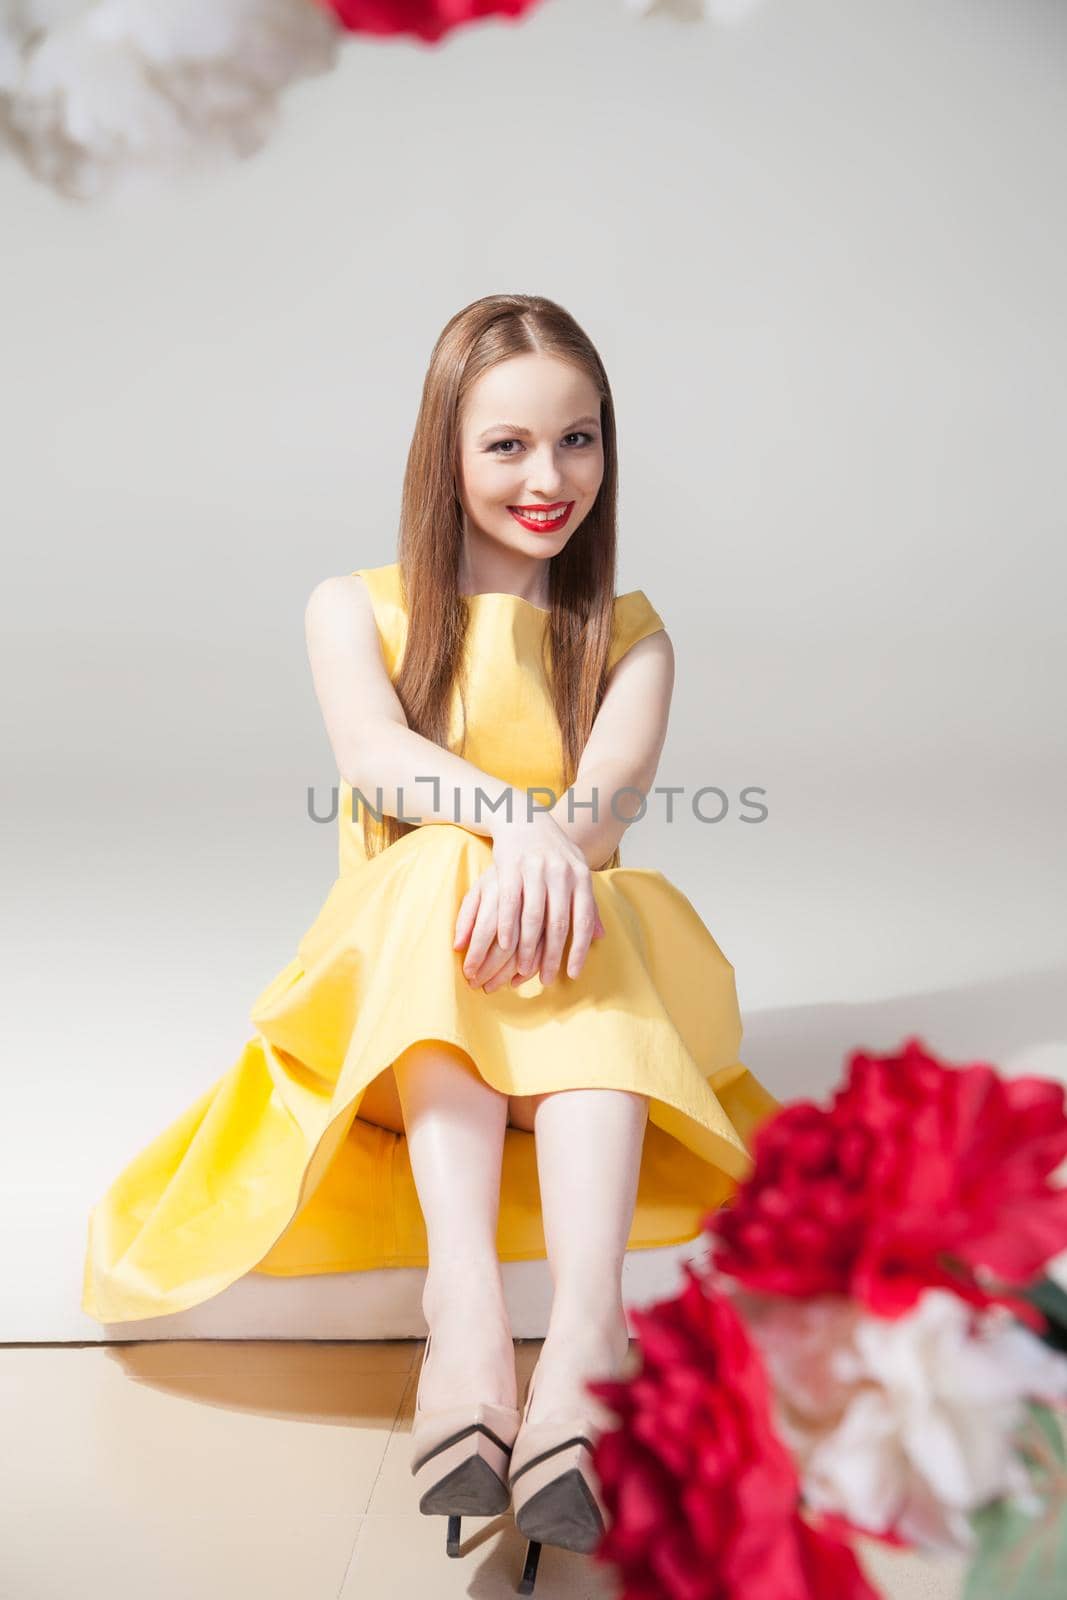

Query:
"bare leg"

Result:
[[525, 1087, 649, 1426], [392, 1039, 517, 1411]]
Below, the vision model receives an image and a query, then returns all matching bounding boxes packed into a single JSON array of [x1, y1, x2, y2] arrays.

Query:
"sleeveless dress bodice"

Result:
[[337, 564, 667, 876]]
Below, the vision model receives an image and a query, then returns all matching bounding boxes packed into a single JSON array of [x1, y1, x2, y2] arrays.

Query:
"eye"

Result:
[[488, 432, 596, 455]]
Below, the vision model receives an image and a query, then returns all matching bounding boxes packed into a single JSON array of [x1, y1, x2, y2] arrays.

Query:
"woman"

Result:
[[82, 292, 780, 1590]]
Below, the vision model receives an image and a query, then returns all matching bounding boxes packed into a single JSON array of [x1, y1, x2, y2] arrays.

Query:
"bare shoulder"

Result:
[[302, 572, 406, 776], [582, 616, 673, 782], [304, 573, 384, 676], [305, 571, 371, 618], [608, 620, 675, 679], [305, 572, 376, 637], [635, 623, 674, 658]]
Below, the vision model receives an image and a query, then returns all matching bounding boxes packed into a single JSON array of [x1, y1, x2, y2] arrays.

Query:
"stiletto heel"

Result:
[[509, 1358, 611, 1592], [518, 1535, 542, 1594], [409, 1332, 522, 1558]]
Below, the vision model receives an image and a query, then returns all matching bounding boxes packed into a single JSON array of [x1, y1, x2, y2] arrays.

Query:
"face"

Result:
[[455, 353, 605, 559]]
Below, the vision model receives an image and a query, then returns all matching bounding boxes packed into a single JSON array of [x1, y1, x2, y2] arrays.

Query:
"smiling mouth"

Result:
[[507, 503, 573, 530]]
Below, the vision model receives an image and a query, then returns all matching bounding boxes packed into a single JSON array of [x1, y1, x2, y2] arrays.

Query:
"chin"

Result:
[[492, 520, 564, 550]]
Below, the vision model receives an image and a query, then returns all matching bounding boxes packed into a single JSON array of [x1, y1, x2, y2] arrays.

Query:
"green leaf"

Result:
[[963, 1403, 1067, 1600], [964, 1497, 1067, 1599], [1025, 1399, 1067, 1469], [1017, 1276, 1067, 1353]]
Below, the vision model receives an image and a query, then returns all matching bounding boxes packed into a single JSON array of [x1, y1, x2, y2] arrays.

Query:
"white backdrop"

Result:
[[2, 0, 1064, 1341]]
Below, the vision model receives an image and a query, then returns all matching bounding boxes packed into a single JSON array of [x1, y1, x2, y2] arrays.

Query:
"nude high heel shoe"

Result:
[[409, 1332, 522, 1558], [508, 1359, 611, 1594]]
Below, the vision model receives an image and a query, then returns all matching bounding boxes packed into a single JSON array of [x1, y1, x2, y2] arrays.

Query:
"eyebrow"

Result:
[[475, 414, 600, 443]]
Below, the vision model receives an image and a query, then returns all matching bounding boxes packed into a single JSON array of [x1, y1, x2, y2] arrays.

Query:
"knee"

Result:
[[407, 822, 491, 859], [394, 1038, 496, 1100], [395, 1038, 472, 1075]]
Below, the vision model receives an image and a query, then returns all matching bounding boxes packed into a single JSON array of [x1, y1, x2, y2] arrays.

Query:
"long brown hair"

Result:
[[361, 292, 623, 870]]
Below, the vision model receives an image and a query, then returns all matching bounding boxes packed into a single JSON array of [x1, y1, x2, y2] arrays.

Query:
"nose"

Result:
[[523, 443, 565, 498]]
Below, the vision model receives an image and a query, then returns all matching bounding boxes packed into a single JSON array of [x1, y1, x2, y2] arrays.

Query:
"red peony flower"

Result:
[[585, 1265, 880, 1600], [313, 0, 544, 45], [706, 1037, 1067, 1326]]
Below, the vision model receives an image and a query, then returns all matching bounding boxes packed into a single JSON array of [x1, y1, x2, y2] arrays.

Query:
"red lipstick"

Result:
[[507, 502, 574, 533]]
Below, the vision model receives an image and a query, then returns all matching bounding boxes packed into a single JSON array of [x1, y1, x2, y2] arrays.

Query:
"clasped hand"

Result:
[[452, 813, 606, 992]]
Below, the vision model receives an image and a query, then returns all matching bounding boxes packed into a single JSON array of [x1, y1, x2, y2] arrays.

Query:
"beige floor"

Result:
[[0, 1340, 966, 1599]]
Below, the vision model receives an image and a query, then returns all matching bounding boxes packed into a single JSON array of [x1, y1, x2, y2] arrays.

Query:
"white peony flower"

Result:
[[737, 1285, 1067, 1556], [0, 0, 340, 200], [622, 0, 771, 25]]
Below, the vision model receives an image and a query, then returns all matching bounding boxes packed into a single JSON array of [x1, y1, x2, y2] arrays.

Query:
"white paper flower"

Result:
[[0, 0, 340, 201], [737, 1286, 1067, 1555], [622, 0, 770, 25]]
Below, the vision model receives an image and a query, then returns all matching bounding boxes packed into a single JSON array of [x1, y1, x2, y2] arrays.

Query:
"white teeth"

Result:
[[514, 506, 566, 522]]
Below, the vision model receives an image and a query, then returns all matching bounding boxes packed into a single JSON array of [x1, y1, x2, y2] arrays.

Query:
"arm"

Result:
[[548, 628, 674, 870], [305, 573, 519, 840]]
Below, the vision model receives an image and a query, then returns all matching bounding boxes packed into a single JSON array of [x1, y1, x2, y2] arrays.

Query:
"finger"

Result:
[[516, 860, 546, 977], [495, 861, 523, 955], [512, 932, 545, 985], [462, 879, 500, 982], [565, 877, 599, 979], [482, 944, 521, 993], [475, 935, 517, 991], [453, 881, 481, 950], [538, 866, 571, 987]]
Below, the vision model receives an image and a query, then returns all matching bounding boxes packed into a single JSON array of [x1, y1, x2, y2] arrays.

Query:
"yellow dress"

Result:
[[81, 562, 781, 1324]]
